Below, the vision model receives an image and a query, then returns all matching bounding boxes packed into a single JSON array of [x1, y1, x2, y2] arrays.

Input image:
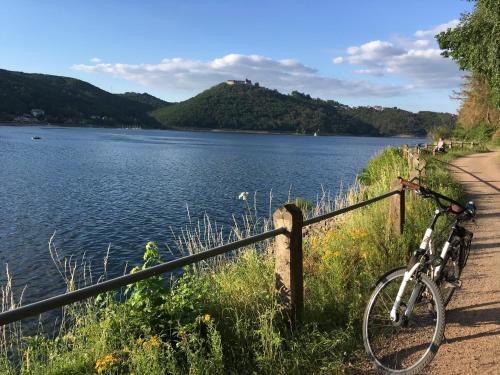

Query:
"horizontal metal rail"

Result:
[[303, 190, 399, 226], [0, 227, 286, 326]]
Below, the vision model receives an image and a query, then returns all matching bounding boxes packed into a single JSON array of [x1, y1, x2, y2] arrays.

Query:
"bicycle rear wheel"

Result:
[[438, 239, 461, 306], [459, 230, 473, 270], [363, 268, 445, 374]]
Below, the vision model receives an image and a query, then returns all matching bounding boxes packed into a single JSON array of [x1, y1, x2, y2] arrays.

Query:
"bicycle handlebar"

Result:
[[398, 177, 421, 191], [397, 177, 466, 214]]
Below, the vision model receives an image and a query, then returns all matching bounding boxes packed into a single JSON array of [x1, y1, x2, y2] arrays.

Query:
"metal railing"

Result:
[[0, 188, 404, 327], [303, 190, 399, 226]]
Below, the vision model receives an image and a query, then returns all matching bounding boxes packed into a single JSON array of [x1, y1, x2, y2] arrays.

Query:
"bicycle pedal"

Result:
[[444, 280, 462, 289]]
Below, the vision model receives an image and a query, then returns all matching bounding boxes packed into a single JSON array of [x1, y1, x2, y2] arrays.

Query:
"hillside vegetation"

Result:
[[117, 92, 173, 110], [152, 83, 456, 136], [1, 68, 456, 136], [152, 84, 378, 135], [0, 69, 162, 127], [350, 107, 456, 136]]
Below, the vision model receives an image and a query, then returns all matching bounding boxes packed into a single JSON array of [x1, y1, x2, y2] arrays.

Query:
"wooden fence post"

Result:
[[407, 149, 414, 171], [273, 204, 304, 327], [418, 159, 427, 178], [412, 153, 420, 172], [388, 180, 405, 236], [402, 144, 409, 158]]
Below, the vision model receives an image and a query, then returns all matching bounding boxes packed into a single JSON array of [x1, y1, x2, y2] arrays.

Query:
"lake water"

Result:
[[0, 126, 426, 305]]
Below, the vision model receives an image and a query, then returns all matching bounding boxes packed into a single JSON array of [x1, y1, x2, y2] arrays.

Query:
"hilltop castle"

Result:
[[226, 78, 252, 85]]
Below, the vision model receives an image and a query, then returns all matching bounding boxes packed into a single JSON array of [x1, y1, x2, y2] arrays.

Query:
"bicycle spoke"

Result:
[[364, 269, 444, 373]]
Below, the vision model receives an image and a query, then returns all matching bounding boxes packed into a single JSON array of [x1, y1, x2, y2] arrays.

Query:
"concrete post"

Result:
[[273, 204, 304, 327]]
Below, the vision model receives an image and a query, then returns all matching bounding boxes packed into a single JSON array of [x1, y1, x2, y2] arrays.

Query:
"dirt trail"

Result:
[[426, 151, 500, 374]]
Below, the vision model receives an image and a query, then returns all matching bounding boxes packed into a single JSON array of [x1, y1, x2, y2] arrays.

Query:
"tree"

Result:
[[436, 0, 500, 108], [456, 75, 500, 129]]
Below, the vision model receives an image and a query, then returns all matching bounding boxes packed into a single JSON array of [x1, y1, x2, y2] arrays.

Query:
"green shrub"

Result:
[[453, 122, 496, 142]]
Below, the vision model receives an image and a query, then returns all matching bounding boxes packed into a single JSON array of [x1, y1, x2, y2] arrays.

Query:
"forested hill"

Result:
[[152, 83, 456, 136], [152, 83, 379, 135], [117, 92, 173, 110], [0, 68, 455, 136], [0, 69, 163, 126], [349, 107, 456, 136]]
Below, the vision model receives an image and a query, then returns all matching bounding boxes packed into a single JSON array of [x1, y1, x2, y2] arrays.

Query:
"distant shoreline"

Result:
[[0, 122, 427, 139]]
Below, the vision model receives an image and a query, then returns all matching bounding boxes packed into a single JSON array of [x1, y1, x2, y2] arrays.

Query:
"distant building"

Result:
[[369, 105, 384, 111], [226, 78, 252, 85], [31, 109, 45, 117], [14, 114, 37, 123]]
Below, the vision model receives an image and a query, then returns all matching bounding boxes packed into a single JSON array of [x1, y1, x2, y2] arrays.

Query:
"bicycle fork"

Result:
[[390, 227, 434, 322], [390, 263, 423, 321]]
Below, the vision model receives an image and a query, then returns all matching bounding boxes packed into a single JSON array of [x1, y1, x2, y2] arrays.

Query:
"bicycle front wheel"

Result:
[[363, 268, 445, 374]]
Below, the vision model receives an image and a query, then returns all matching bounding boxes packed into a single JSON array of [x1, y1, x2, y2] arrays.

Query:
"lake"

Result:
[[0, 126, 426, 305]]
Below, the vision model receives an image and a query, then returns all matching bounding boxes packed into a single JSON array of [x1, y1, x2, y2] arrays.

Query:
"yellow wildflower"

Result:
[[325, 230, 346, 243], [203, 314, 212, 322], [149, 335, 161, 348], [95, 353, 120, 374], [145, 241, 157, 252], [322, 249, 341, 262], [350, 229, 368, 239], [322, 249, 333, 261]]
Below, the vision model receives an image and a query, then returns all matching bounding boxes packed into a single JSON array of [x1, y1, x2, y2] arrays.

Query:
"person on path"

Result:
[[433, 137, 445, 155]]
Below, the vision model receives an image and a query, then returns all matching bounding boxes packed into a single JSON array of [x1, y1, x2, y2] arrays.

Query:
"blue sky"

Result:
[[1, 0, 473, 112]]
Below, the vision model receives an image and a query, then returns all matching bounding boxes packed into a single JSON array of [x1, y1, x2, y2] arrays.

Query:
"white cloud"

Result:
[[414, 39, 430, 48], [354, 68, 385, 76], [415, 19, 459, 38], [346, 40, 405, 65], [90, 57, 101, 63], [332, 57, 343, 64], [73, 53, 407, 98], [387, 49, 461, 88], [334, 20, 463, 88]]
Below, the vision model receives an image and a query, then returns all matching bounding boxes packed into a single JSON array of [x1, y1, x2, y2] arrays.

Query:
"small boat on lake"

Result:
[[32, 136, 42, 140]]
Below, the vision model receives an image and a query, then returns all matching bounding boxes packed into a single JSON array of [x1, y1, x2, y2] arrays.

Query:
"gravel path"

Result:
[[426, 151, 500, 374]]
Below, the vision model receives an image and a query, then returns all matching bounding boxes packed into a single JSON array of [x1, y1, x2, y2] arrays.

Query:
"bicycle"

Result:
[[362, 177, 476, 374]]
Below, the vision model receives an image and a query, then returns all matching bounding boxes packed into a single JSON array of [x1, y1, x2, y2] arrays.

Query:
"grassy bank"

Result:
[[0, 146, 484, 374]]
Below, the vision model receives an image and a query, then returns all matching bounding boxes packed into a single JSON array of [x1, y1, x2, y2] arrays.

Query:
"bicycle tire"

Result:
[[363, 268, 445, 374], [438, 239, 461, 307], [440, 279, 456, 308], [459, 231, 473, 270], [439, 230, 473, 306]]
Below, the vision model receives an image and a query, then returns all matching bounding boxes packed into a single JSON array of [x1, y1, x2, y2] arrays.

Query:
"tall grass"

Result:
[[0, 146, 483, 374]]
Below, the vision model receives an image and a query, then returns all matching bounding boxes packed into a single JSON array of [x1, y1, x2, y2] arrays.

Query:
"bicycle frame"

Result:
[[387, 178, 474, 323], [390, 208, 456, 321]]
